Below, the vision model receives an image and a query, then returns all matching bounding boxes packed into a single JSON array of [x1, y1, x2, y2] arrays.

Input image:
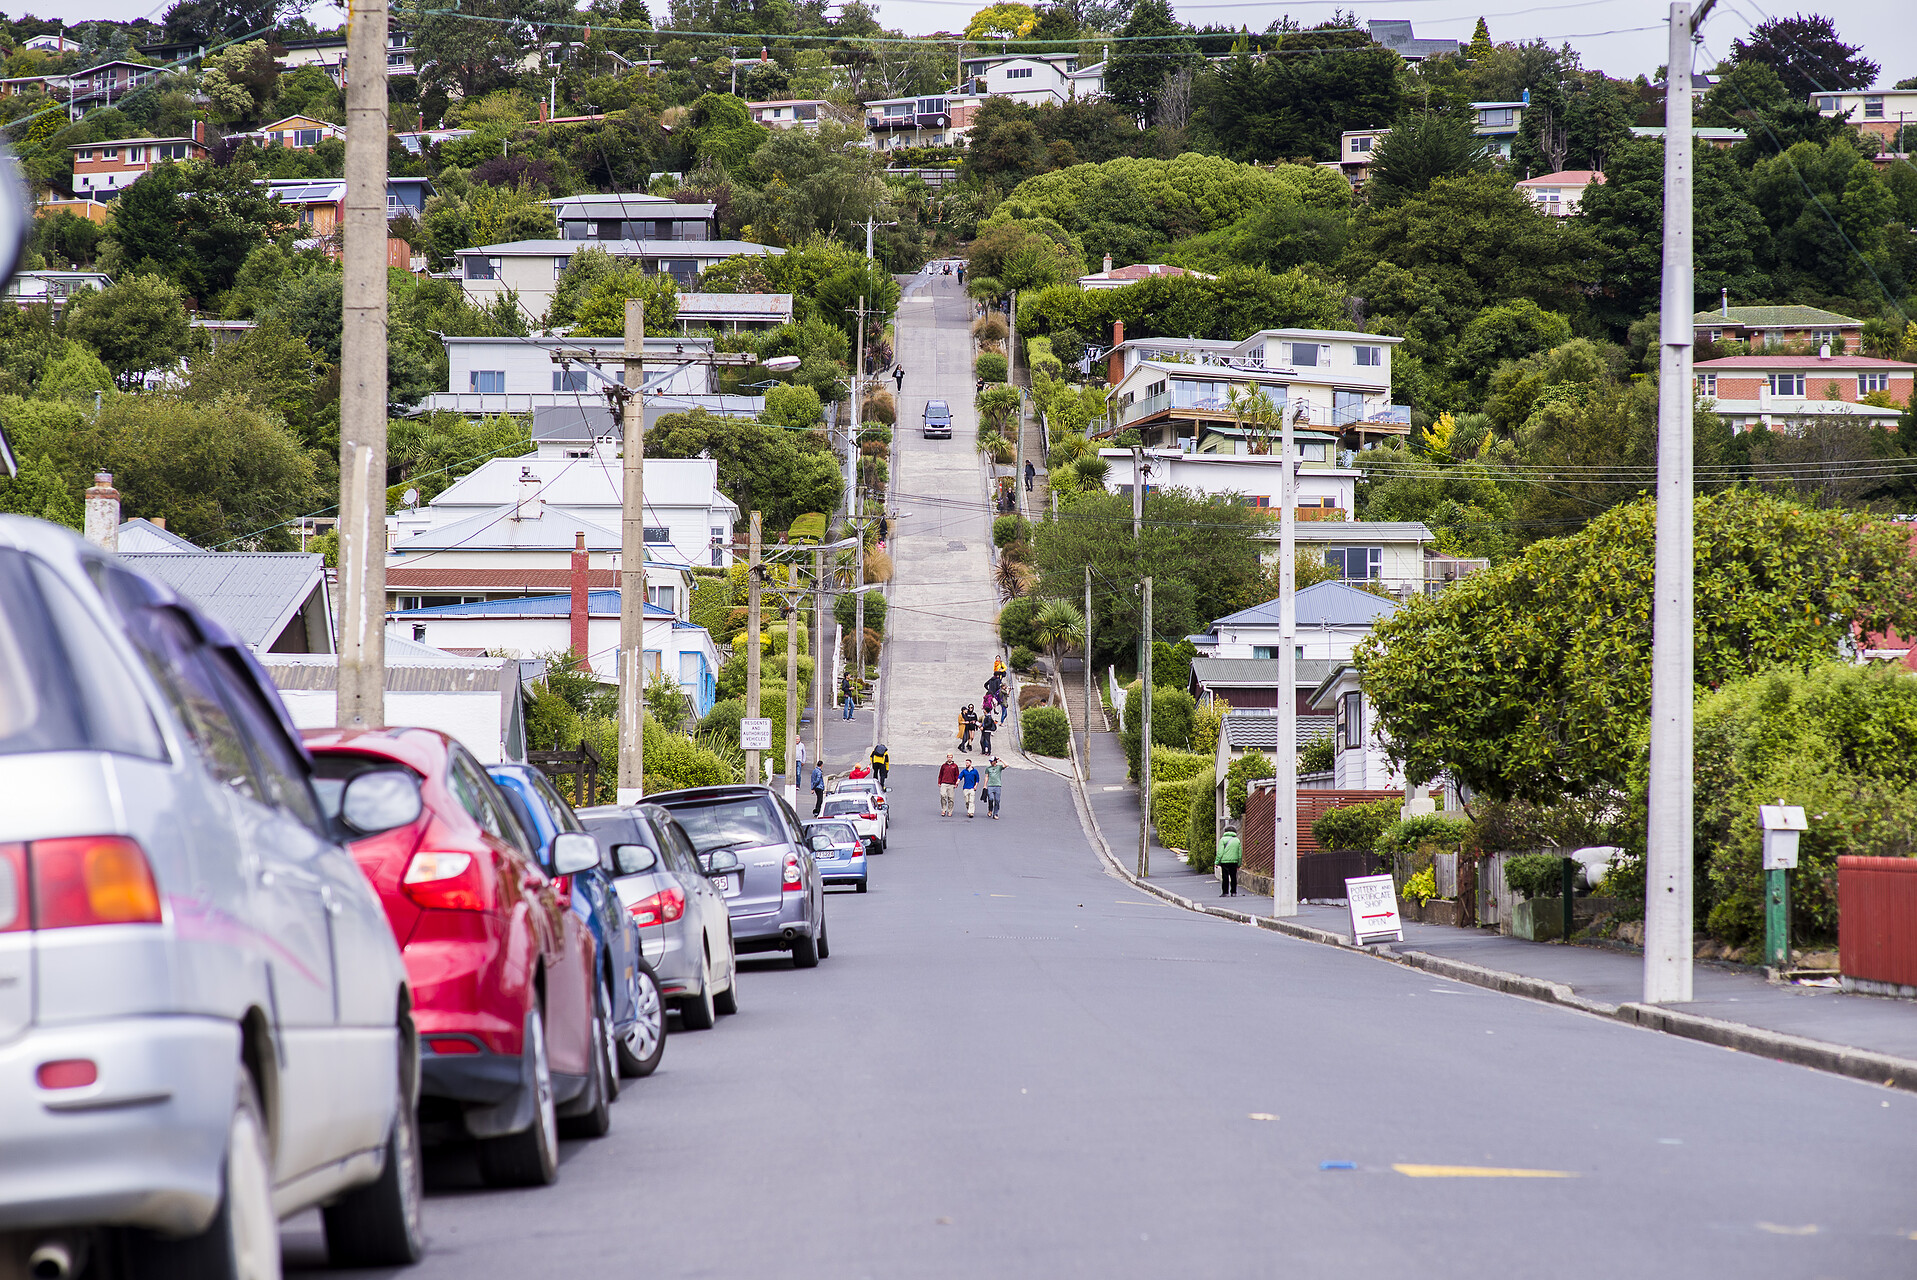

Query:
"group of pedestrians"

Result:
[[937, 753, 1004, 819]]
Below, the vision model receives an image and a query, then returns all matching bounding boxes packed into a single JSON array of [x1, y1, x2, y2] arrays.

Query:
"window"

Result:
[[1252, 645, 1278, 659], [76, 148, 93, 160], [1289, 343, 1320, 367], [1352, 136, 1372, 153], [1355, 345, 1383, 367], [296, 128, 319, 146], [1342, 691, 1364, 749], [1860, 372, 1890, 394], [1324, 546, 1382, 580], [102, 147, 118, 160], [553, 370, 589, 392], [388, 52, 407, 65], [1333, 388, 1365, 424], [447, 752, 507, 841], [128, 146, 144, 162], [1480, 108, 1513, 127], [555, 256, 571, 278], [1816, 95, 1839, 111], [206, 647, 323, 831], [643, 526, 671, 544], [465, 257, 497, 281], [1696, 373, 1717, 396], [1768, 373, 1806, 397], [1005, 67, 1033, 79], [1865, 96, 1884, 119], [1707, 328, 1722, 342], [1811, 329, 1840, 348], [648, 584, 676, 613], [469, 370, 505, 393]]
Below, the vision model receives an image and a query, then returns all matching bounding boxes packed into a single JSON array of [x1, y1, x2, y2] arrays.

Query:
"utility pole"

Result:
[[1084, 565, 1093, 783], [1009, 291, 1020, 518], [813, 543, 827, 776], [854, 524, 866, 707], [1138, 577, 1152, 879], [1645, 0, 1705, 1003], [865, 214, 874, 261], [336, 0, 390, 730], [784, 590, 799, 809], [1130, 446, 1144, 540], [746, 511, 762, 785], [616, 299, 648, 803], [851, 296, 866, 505], [1273, 402, 1299, 917]]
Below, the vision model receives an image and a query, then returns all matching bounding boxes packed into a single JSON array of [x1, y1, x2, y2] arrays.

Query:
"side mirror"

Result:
[[340, 769, 422, 835], [612, 842, 657, 875], [551, 831, 599, 877], [702, 849, 742, 876]]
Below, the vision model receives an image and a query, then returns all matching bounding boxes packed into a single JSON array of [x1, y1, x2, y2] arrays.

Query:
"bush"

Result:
[[1300, 731, 1335, 774], [975, 352, 1008, 383], [998, 595, 1042, 650], [1225, 751, 1274, 819], [1504, 852, 1567, 900], [1010, 645, 1037, 671], [699, 698, 744, 744], [1151, 779, 1196, 850], [1189, 701, 1223, 756], [1311, 798, 1401, 853], [1377, 815, 1473, 878], [717, 652, 811, 701], [864, 547, 893, 583], [973, 314, 1008, 341], [1403, 866, 1438, 904], [1121, 682, 1196, 779], [643, 713, 736, 791], [834, 590, 886, 638], [1149, 746, 1210, 784], [689, 572, 737, 636], [993, 513, 1031, 547], [865, 388, 896, 424], [1023, 706, 1071, 757], [1186, 777, 1219, 871]]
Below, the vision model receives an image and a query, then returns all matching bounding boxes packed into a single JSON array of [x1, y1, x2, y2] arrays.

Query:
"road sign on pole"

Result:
[[739, 718, 773, 751]]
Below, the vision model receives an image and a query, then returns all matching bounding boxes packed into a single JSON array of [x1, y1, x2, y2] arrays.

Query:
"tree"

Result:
[[1362, 112, 1493, 207], [105, 161, 290, 304], [1731, 13, 1878, 100], [1197, 28, 1406, 163], [198, 39, 278, 126], [570, 268, 680, 337], [735, 124, 887, 246], [1105, 0, 1197, 125], [1031, 598, 1086, 677], [965, 2, 1039, 39], [1749, 138, 1899, 299], [1452, 299, 1572, 394], [0, 453, 81, 527], [65, 275, 192, 389], [183, 318, 329, 448], [686, 94, 770, 175], [647, 409, 840, 532]]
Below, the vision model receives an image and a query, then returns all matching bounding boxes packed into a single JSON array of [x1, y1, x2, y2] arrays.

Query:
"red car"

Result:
[[303, 727, 608, 1187]]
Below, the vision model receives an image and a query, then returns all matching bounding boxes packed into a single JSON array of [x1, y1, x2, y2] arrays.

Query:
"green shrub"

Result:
[[975, 351, 1008, 383], [688, 572, 737, 636], [1189, 701, 1223, 756], [1311, 798, 1402, 853], [1377, 814, 1472, 860], [699, 698, 744, 744], [1186, 776, 1219, 871], [1149, 746, 1210, 784], [834, 590, 886, 638], [1151, 779, 1195, 850], [1023, 706, 1071, 757], [1121, 683, 1196, 779], [1504, 852, 1567, 900], [1225, 751, 1274, 819], [788, 512, 828, 543], [1403, 866, 1438, 904], [1300, 730, 1335, 774], [1010, 645, 1037, 671], [993, 514, 1031, 546], [716, 652, 811, 701], [643, 713, 736, 792], [998, 595, 1042, 650]]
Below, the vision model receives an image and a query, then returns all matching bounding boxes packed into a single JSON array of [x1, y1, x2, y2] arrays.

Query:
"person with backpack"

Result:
[[870, 743, 889, 788], [1216, 824, 1242, 897]]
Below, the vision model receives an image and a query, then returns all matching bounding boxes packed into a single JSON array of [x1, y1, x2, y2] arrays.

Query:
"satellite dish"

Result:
[[401, 488, 420, 508]]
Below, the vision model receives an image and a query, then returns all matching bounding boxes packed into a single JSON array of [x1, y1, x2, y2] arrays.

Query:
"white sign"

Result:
[[1760, 804, 1807, 870], [1345, 874, 1403, 945], [739, 718, 773, 751]]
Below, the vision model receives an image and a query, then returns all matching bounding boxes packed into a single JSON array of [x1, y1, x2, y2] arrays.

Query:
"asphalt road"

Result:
[[288, 763, 1917, 1278]]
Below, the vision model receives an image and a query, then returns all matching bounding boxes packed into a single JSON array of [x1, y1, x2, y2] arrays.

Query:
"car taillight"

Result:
[[36, 1059, 98, 1089], [0, 845, 25, 933], [31, 837, 162, 929], [862, 813, 877, 821], [402, 851, 490, 911], [627, 885, 685, 927], [782, 852, 803, 891]]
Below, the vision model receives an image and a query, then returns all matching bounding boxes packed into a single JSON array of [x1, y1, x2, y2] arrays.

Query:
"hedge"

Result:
[[643, 713, 736, 792], [1150, 779, 1196, 851], [975, 352, 1008, 383], [1186, 777, 1218, 871], [1121, 682, 1196, 779], [1149, 746, 1210, 784], [1310, 798, 1402, 853], [1022, 706, 1071, 757], [1225, 751, 1273, 819], [834, 590, 886, 638], [998, 595, 1042, 650], [993, 513, 1031, 547]]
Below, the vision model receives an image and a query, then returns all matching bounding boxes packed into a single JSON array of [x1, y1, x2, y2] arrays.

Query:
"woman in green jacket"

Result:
[[1216, 825, 1242, 897]]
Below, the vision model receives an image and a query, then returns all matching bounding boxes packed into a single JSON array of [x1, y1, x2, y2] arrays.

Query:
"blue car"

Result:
[[490, 765, 667, 1080], [801, 817, 869, 893]]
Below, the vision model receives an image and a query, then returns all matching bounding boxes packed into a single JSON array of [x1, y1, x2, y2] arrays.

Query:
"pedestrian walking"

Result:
[[810, 763, 826, 816], [1024, 459, 1036, 492], [979, 708, 995, 755], [840, 671, 857, 720], [893, 366, 905, 394], [871, 743, 889, 789], [937, 754, 960, 816], [794, 734, 806, 771], [958, 759, 981, 818], [960, 704, 979, 752], [983, 757, 1005, 818], [1217, 824, 1242, 897]]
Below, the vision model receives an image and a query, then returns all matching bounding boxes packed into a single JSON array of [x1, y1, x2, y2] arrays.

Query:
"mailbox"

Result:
[[1760, 804, 1807, 870]]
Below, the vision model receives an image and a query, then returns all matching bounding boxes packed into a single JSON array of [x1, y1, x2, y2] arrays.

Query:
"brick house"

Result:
[[69, 123, 208, 196], [1693, 353, 1916, 432], [1693, 303, 1864, 350]]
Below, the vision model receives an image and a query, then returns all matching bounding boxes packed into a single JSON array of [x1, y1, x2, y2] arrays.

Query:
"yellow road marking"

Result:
[[1393, 1165, 1578, 1179], [1756, 1223, 1818, 1236], [990, 894, 1015, 898]]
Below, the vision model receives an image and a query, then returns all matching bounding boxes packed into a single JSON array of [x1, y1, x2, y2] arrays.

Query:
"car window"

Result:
[[662, 795, 784, 852], [133, 607, 262, 803], [531, 772, 586, 833], [28, 559, 166, 761], [203, 647, 325, 832], [637, 817, 687, 875], [447, 751, 507, 841], [821, 797, 865, 817], [807, 821, 859, 845]]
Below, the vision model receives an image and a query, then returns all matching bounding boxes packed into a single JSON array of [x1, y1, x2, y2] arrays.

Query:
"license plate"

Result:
[[715, 875, 737, 894], [817, 851, 838, 862]]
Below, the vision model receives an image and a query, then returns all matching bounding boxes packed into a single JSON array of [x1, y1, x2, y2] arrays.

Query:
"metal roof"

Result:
[[388, 591, 679, 621], [120, 552, 325, 649], [1209, 580, 1401, 630], [1221, 710, 1336, 750], [116, 518, 201, 553], [1701, 305, 1863, 329], [1192, 658, 1338, 688], [390, 504, 625, 553], [1254, 521, 1434, 544], [427, 455, 735, 514], [675, 292, 795, 318], [457, 239, 783, 258]]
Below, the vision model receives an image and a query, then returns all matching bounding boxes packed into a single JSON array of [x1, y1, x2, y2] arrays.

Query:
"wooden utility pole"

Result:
[[1084, 565, 1093, 782], [335, 0, 389, 728], [1138, 576, 1152, 879], [784, 590, 800, 809], [617, 299, 647, 802], [746, 511, 762, 784], [812, 543, 827, 774]]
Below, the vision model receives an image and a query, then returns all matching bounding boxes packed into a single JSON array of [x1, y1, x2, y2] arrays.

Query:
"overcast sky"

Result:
[[62, 1, 1913, 89]]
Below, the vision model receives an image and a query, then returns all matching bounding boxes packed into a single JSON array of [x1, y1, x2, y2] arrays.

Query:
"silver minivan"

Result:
[[0, 517, 419, 1277]]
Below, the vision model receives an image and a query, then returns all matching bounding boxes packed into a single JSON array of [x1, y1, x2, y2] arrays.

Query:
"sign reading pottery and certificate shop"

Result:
[[1345, 874, 1403, 945], [739, 718, 773, 751]]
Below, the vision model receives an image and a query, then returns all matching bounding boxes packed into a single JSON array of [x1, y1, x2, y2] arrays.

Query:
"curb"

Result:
[[1063, 757, 1917, 1096]]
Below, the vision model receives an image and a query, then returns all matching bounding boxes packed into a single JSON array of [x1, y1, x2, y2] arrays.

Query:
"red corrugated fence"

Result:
[[1838, 856, 1917, 987]]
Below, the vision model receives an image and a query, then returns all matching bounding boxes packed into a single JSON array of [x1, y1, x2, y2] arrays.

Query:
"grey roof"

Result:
[[1367, 19, 1460, 58], [1210, 580, 1401, 630], [262, 653, 518, 693], [675, 292, 794, 319], [1192, 658, 1337, 689], [120, 552, 325, 649], [1701, 304, 1863, 329], [1308, 663, 1360, 708], [532, 403, 620, 442], [390, 503, 625, 553], [458, 239, 783, 258], [1221, 710, 1337, 750], [1257, 521, 1434, 544], [116, 518, 201, 553]]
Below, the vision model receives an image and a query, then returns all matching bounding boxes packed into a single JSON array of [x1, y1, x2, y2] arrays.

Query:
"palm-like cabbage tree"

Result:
[[1032, 598, 1086, 678]]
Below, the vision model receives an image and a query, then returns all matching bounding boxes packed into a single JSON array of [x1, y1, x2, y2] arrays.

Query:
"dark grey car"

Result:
[[922, 398, 952, 438], [647, 786, 829, 968]]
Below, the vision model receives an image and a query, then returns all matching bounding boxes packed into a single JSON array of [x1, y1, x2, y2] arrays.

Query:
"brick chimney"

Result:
[[570, 531, 591, 668], [1102, 252, 1113, 274], [513, 466, 541, 521], [1108, 320, 1125, 387], [191, 119, 205, 147], [84, 472, 119, 551]]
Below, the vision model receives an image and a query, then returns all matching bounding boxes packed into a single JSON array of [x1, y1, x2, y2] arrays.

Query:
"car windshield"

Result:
[[807, 821, 860, 845], [821, 798, 866, 816], [664, 796, 784, 852], [927, 400, 948, 414]]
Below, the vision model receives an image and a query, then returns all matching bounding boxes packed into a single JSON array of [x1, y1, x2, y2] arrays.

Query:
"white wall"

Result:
[[279, 690, 512, 763], [447, 339, 713, 398], [1210, 623, 1375, 663]]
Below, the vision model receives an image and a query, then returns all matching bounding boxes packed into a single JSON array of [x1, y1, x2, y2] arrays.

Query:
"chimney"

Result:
[[570, 531, 591, 667], [150, 517, 165, 530], [513, 466, 542, 520], [1102, 252, 1113, 274], [192, 119, 205, 147], [84, 472, 120, 551], [1721, 287, 1729, 316], [1108, 320, 1124, 387]]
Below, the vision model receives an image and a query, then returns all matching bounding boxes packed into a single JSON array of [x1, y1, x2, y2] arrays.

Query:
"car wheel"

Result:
[[127, 1071, 276, 1280], [559, 982, 613, 1139], [616, 966, 666, 1078], [791, 927, 820, 968], [874, 838, 886, 855], [857, 880, 869, 893], [680, 946, 717, 1030], [476, 1008, 558, 1187], [323, 1019, 424, 1267], [713, 957, 739, 1015], [818, 914, 830, 960]]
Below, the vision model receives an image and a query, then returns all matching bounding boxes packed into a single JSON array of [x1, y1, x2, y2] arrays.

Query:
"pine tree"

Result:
[[1467, 18, 1493, 61]]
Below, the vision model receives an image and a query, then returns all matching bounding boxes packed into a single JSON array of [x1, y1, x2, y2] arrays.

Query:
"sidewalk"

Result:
[[1070, 729, 1917, 1086]]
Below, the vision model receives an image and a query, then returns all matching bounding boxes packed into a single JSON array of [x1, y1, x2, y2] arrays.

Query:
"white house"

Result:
[[426, 334, 720, 415], [957, 52, 1087, 106], [674, 292, 794, 332], [1255, 522, 1437, 590], [747, 98, 859, 130], [455, 238, 782, 314], [547, 192, 717, 242], [3, 269, 113, 313], [1516, 169, 1602, 217], [863, 94, 972, 149], [265, 640, 531, 766], [1308, 663, 1404, 791], [1077, 257, 1212, 290], [1100, 445, 1358, 516], [1194, 580, 1400, 663]]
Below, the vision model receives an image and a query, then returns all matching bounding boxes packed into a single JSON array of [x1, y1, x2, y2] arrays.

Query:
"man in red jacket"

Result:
[[937, 754, 961, 817]]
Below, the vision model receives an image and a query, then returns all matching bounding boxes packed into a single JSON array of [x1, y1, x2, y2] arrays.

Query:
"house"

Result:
[[395, 126, 473, 155], [1193, 580, 1401, 662], [748, 98, 858, 130], [1472, 96, 1527, 157], [1517, 169, 1602, 216], [1256, 522, 1438, 590], [548, 192, 717, 242], [1066, 61, 1106, 99], [1628, 125, 1746, 148], [956, 52, 1086, 106], [3, 269, 111, 312], [1103, 325, 1410, 450], [387, 592, 722, 717], [1099, 445, 1359, 518], [1693, 352, 1916, 432], [0, 75, 56, 98], [35, 195, 111, 224], [674, 292, 794, 332], [1334, 128, 1389, 184], [1077, 255, 1212, 290], [864, 94, 975, 150], [63, 60, 160, 114], [119, 551, 335, 655], [427, 334, 722, 415], [1693, 303, 1864, 351], [1194, 658, 1340, 715], [1365, 19, 1459, 63], [1811, 89, 1917, 148], [69, 125, 207, 197], [240, 114, 345, 150], [455, 238, 782, 313], [275, 31, 414, 85], [1308, 664, 1405, 791]]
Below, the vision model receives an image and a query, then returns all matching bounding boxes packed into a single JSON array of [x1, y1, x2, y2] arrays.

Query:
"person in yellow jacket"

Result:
[[1216, 825, 1242, 898], [870, 744, 889, 788]]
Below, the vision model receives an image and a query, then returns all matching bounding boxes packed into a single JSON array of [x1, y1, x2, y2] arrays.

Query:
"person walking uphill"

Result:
[[937, 754, 960, 817], [810, 763, 827, 817], [1024, 459, 1035, 493], [983, 757, 1005, 819], [979, 707, 996, 756], [958, 759, 981, 818], [870, 743, 889, 789], [841, 671, 857, 720], [1216, 825, 1242, 897]]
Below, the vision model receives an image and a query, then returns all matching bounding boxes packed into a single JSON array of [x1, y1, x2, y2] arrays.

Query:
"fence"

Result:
[[1239, 785, 1425, 874], [530, 740, 603, 807], [1839, 856, 1917, 989]]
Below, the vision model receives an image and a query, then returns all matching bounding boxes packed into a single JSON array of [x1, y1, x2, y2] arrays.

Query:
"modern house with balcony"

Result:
[[455, 238, 781, 314], [1812, 89, 1917, 148], [548, 192, 717, 242], [1473, 96, 1527, 158], [1693, 353, 1916, 432], [1693, 303, 1864, 351], [865, 94, 975, 149], [3, 269, 112, 313], [1099, 445, 1358, 517], [69, 125, 207, 196], [956, 52, 1088, 106], [427, 334, 728, 416], [1365, 19, 1459, 63], [1103, 327, 1410, 450], [63, 60, 160, 115], [748, 98, 859, 130], [1333, 127, 1390, 184]]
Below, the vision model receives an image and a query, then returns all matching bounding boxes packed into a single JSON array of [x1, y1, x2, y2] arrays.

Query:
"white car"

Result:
[[831, 777, 887, 814], [818, 793, 887, 855]]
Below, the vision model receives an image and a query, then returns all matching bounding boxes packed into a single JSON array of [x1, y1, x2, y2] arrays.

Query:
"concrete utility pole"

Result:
[[1645, 0, 1706, 1003], [617, 299, 648, 803], [813, 544, 827, 776], [336, 0, 390, 729], [1274, 403, 1299, 917], [1009, 291, 1020, 518], [854, 525, 866, 701], [784, 591, 800, 809], [746, 511, 763, 785], [1138, 576, 1152, 879], [1084, 565, 1093, 783], [1131, 446, 1144, 541]]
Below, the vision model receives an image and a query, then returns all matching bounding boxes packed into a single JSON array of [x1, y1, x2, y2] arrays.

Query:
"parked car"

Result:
[[0, 516, 422, 1274], [490, 766, 665, 1079], [303, 726, 608, 1188], [831, 776, 887, 814], [819, 792, 887, 856], [647, 786, 829, 967], [922, 398, 952, 438], [801, 819, 869, 892], [577, 803, 739, 1030]]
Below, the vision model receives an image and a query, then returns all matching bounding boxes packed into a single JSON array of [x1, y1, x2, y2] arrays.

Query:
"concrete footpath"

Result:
[[1070, 725, 1917, 1091]]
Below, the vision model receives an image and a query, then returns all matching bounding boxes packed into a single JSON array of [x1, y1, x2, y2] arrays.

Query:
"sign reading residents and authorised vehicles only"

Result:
[[739, 718, 773, 750], [1345, 874, 1403, 945]]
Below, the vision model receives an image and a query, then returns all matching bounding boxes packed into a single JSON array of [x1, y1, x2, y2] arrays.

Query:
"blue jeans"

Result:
[[985, 785, 1001, 816], [842, 695, 855, 718]]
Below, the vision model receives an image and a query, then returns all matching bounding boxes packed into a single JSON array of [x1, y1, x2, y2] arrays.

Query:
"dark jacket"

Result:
[[938, 761, 960, 785]]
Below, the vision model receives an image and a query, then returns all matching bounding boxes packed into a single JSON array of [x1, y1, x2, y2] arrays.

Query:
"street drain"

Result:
[[947, 541, 968, 551]]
